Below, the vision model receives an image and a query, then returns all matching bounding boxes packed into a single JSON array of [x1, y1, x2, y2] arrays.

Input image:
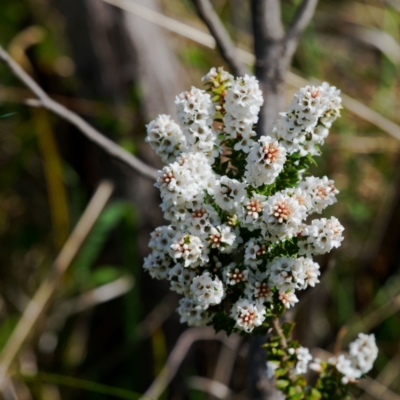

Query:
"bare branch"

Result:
[[140, 328, 239, 400], [251, 0, 286, 135], [252, 0, 285, 43], [192, 0, 248, 76], [187, 376, 238, 399], [101, 0, 400, 141], [0, 181, 114, 390], [0, 45, 157, 181], [285, 0, 319, 59]]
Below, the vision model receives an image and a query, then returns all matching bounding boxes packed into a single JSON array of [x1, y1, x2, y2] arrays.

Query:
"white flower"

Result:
[[245, 136, 286, 187], [298, 217, 344, 256], [244, 239, 266, 269], [231, 298, 266, 332], [176, 152, 216, 192], [288, 347, 312, 375], [143, 251, 172, 280], [214, 176, 246, 211], [329, 333, 378, 384], [349, 333, 378, 374], [175, 86, 214, 126], [170, 232, 207, 268], [144, 226, 176, 280], [271, 82, 342, 156], [224, 113, 256, 140], [148, 225, 176, 253], [202, 67, 233, 86], [268, 257, 306, 292], [145, 114, 186, 163], [283, 187, 313, 211], [245, 271, 272, 302], [175, 87, 217, 156], [299, 176, 339, 214], [190, 272, 224, 307], [300, 257, 321, 289], [237, 193, 267, 230], [155, 152, 216, 207], [225, 266, 248, 285], [168, 263, 197, 296], [278, 291, 299, 308], [335, 355, 362, 384], [263, 192, 306, 240], [161, 201, 189, 224], [186, 204, 221, 239], [156, 164, 201, 206], [177, 297, 211, 327], [319, 82, 342, 128], [309, 358, 323, 372], [225, 75, 263, 118], [233, 136, 254, 153], [168, 263, 185, 281], [207, 224, 237, 253]]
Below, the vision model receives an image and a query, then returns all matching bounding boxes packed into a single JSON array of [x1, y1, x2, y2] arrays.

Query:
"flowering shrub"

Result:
[[143, 67, 378, 398]]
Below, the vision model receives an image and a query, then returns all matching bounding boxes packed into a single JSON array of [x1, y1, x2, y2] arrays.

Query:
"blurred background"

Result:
[[0, 0, 400, 399]]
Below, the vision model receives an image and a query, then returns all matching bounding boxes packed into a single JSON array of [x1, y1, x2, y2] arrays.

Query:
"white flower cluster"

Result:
[[144, 68, 344, 332], [289, 347, 313, 375], [224, 75, 263, 153], [245, 136, 287, 187], [175, 87, 217, 158], [332, 333, 378, 384], [146, 114, 186, 164], [272, 82, 342, 156], [290, 333, 378, 385]]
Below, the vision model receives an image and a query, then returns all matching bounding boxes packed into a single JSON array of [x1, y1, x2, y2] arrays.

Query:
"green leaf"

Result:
[[282, 321, 296, 339], [308, 388, 322, 400], [23, 371, 142, 399], [88, 265, 123, 287], [0, 315, 19, 351], [0, 112, 17, 119], [290, 393, 305, 400], [276, 379, 289, 389], [275, 368, 287, 377], [72, 201, 134, 286]]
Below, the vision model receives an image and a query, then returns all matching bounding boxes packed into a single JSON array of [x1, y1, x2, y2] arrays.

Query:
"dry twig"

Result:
[[0, 46, 157, 181], [251, 0, 319, 133], [0, 181, 114, 390], [104, 0, 400, 141], [192, 0, 248, 77], [187, 376, 238, 399], [140, 327, 238, 400]]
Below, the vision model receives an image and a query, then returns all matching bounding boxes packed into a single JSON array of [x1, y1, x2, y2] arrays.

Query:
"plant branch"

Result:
[[285, 0, 319, 60], [101, 0, 400, 141], [140, 328, 238, 400], [0, 45, 157, 181], [271, 317, 288, 351], [0, 181, 114, 390], [192, 0, 248, 77], [251, 0, 286, 135], [253, 0, 285, 42], [287, 0, 319, 40], [270, 317, 298, 385]]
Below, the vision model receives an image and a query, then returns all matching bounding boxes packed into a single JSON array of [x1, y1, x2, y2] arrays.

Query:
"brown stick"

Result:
[[285, 0, 319, 61], [192, 0, 248, 77], [251, 0, 320, 135], [0, 46, 157, 181], [0, 181, 114, 390], [140, 328, 237, 400]]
